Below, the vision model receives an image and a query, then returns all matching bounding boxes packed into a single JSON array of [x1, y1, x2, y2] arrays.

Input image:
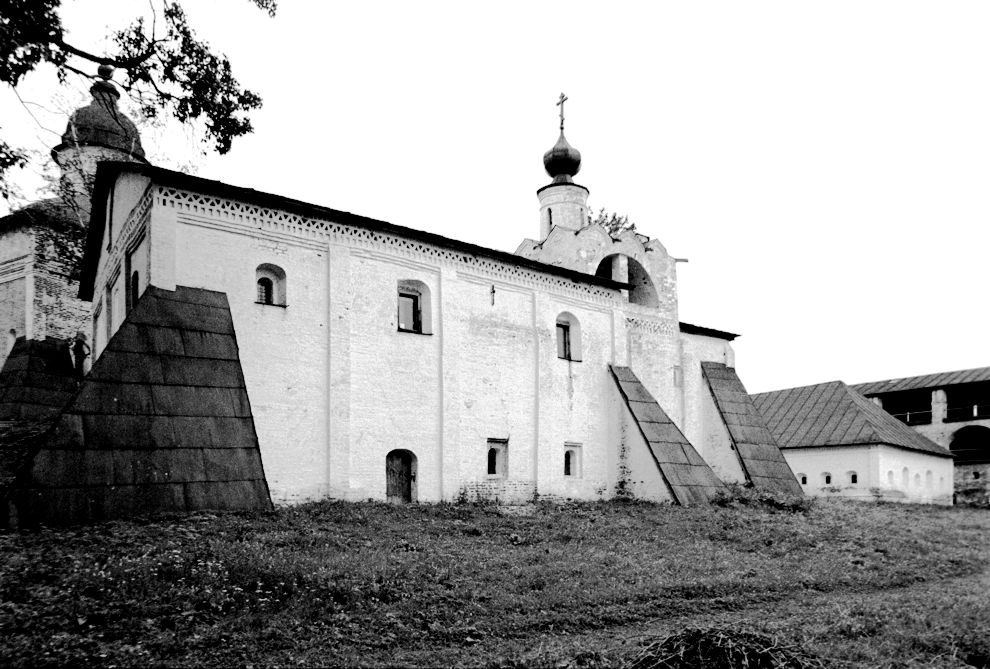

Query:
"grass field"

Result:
[[1, 491, 987, 667]]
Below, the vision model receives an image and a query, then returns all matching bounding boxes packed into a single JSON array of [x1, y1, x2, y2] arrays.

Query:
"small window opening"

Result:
[[564, 443, 582, 478], [256, 264, 287, 306], [975, 471, 982, 480], [849, 472, 858, 484], [823, 473, 832, 485], [673, 365, 683, 387], [799, 474, 807, 485], [486, 438, 507, 478]]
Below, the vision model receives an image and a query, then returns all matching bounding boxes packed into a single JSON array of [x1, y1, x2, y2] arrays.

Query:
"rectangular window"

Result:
[[673, 365, 683, 387], [487, 438, 508, 478], [398, 293, 421, 333], [556, 322, 571, 360]]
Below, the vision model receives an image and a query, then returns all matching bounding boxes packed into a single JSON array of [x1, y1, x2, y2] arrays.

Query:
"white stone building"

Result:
[[752, 381, 954, 505], [73, 122, 800, 506]]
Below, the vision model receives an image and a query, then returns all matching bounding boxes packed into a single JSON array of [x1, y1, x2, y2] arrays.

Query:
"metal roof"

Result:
[[751, 381, 952, 458], [80, 162, 630, 301], [852, 367, 990, 395]]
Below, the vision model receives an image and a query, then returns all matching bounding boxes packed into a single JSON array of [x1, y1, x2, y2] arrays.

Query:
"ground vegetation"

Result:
[[0, 496, 987, 667]]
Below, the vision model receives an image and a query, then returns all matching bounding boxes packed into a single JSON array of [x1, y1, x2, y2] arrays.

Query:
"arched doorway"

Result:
[[950, 425, 990, 464], [386, 449, 417, 503], [595, 254, 659, 307]]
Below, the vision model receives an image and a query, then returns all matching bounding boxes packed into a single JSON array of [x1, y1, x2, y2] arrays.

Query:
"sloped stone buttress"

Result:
[[4, 285, 273, 526], [609, 365, 727, 505], [701, 362, 803, 496]]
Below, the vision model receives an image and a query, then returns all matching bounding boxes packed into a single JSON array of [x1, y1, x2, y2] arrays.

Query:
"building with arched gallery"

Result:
[[0, 76, 806, 525]]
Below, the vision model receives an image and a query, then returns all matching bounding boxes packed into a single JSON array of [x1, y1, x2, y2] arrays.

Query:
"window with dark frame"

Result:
[[556, 321, 571, 360], [398, 292, 422, 333]]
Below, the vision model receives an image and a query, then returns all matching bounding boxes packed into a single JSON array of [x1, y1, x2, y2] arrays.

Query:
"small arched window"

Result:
[[398, 279, 432, 334], [564, 443, 582, 478], [798, 473, 807, 485], [902, 467, 909, 489], [822, 472, 832, 486], [556, 312, 582, 362], [913, 473, 921, 488], [486, 438, 507, 477], [6, 329, 15, 354], [887, 470, 895, 486], [256, 264, 287, 306], [848, 471, 858, 485]]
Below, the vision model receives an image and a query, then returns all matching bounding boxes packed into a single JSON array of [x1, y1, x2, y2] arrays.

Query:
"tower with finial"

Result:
[[537, 93, 589, 240], [51, 64, 148, 223]]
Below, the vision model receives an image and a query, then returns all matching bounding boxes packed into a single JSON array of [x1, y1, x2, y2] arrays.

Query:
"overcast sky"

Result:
[[3, 1, 988, 393]]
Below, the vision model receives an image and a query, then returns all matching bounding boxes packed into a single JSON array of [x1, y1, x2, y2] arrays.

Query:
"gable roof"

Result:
[[80, 162, 631, 300], [751, 381, 952, 458], [852, 366, 990, 395]]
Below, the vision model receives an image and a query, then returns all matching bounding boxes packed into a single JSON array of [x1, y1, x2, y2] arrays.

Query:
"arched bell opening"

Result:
[[595, 254, 659, 307]]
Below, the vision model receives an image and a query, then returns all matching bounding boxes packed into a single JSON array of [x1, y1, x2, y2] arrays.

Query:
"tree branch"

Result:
[[54, 37, 158, 70]]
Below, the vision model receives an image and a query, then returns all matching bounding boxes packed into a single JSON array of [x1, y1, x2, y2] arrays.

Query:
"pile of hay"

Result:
[[624, 627, 826, 669]]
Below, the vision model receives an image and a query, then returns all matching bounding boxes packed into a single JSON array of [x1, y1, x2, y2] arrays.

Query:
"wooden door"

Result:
[[386, 450, 414, 503]]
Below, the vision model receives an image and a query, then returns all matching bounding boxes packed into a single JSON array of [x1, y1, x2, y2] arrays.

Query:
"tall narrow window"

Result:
[[848, 471, 858, 484], [256, 264, 287, 306], [798, 474, 807, 485], [556, 321, 570, 359], [555, 312, 581, 361], [128, 271, 140, 312]]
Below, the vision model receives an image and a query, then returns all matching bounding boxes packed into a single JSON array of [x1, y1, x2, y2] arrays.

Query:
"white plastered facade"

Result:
[[783, 445, 953, 505], [88, 171, 741, 505]]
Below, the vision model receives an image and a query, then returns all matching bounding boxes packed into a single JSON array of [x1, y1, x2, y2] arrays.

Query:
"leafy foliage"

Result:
[[0, 0, 275, 195], [589, 207, 636, 236]]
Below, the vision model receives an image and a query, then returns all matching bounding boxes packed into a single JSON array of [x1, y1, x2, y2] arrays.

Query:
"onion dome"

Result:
[[543, 131, 581, 184], [51, 64, 146, 162]]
